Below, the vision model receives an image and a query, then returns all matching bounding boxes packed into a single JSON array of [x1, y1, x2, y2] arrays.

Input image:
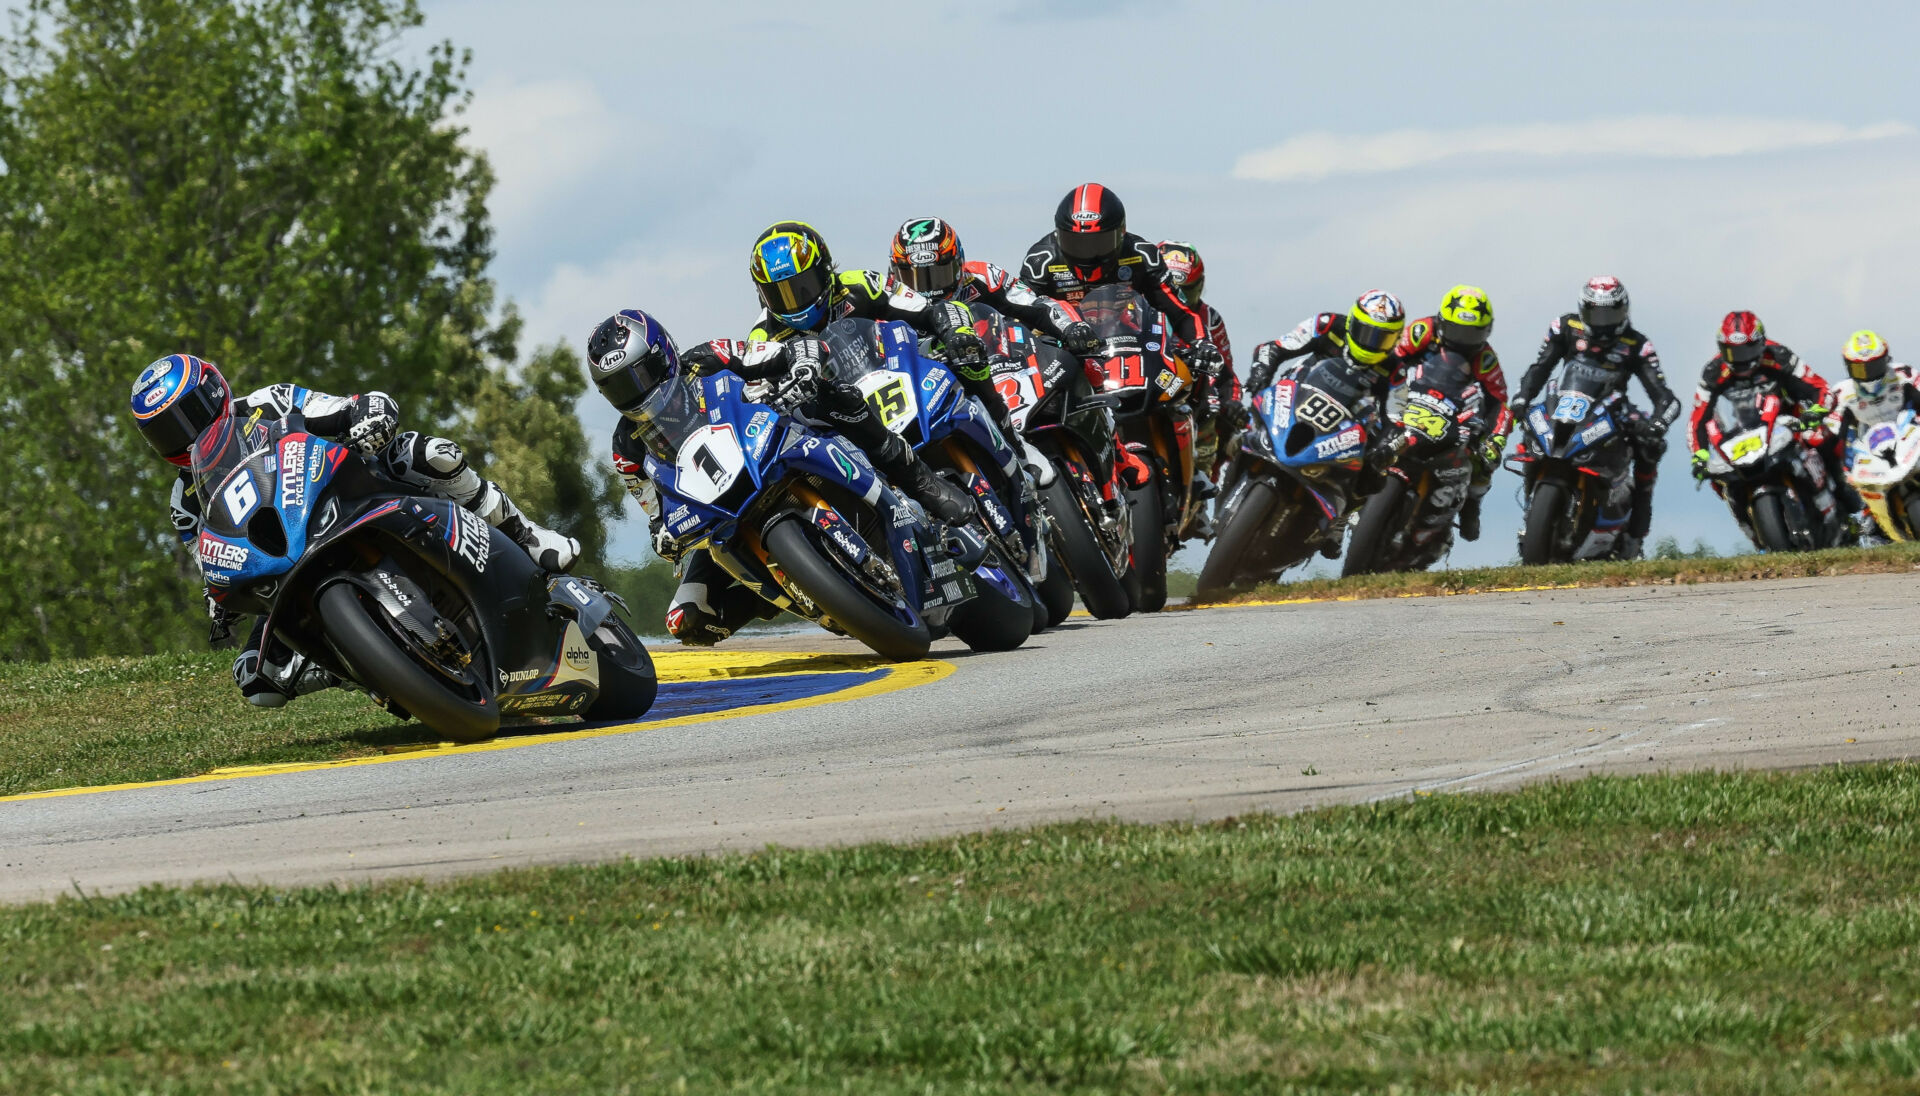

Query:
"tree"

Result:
[[0, 0, 604, 660]]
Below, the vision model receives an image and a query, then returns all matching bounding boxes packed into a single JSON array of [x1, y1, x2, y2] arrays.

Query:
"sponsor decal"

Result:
[[745, 410, 772, 438], [141, 385, 167, 409], [667, 504, 699, 534], [826, 444, 858, 481], [498, 666, 542, 686], [198, 536, 249, 572], [376, 571, 413, 608], [564, 643, 593, 671], [279, 441, 307, 508], [451, 507, 489, 572], [501, 692, 574, 714]]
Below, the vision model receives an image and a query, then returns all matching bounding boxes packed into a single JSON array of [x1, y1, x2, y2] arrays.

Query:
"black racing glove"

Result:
[[207, 593, 236, 645], [347, 391, 400, 454], [1187, 340, 1224, 378], [1062, 320, 1100, 356]]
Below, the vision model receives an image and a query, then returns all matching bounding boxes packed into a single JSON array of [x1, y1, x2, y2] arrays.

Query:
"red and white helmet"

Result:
[[1716, 310, 1766, 370], [1578, 275, 1629, 335]]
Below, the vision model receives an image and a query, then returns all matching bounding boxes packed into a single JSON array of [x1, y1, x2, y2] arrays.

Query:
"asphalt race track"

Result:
[[5, 573, 1919, 902]]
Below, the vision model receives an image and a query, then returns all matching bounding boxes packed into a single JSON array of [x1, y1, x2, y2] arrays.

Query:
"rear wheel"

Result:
[[1751, 491, 1793, 552], [584, 613, 658, 721], [1126, 477, 1169, 612], [1039, 474, 1131, 619], [1035, 559, 1076, 627], [1343, 476, 1410, 577], [1520, 479, 1570, 565], [1196, 480, 1276, 599], [764, 518, 930, 661], [317, 581, 498, 744]]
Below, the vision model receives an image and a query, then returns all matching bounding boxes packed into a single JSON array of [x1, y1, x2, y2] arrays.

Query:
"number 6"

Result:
[[223, 476, 259, 523]]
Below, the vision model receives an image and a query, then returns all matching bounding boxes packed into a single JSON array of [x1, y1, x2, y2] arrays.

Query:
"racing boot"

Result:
[[873, 432, 973, 525], [1318, 517, 1345, 560], [233, 643, 338, 709], [1457, 495, 1483, 542], [666, 559, 779, 646], [1853, 508, 1892, 547], [1622, 479, 1655, 562]]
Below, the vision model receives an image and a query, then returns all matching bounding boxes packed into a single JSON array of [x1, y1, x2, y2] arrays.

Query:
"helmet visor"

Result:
[[597, 355, 672, 418], [1720, 340, 1764, 366], [757, 262, 832, 319], [1581, 301, 1628, 331], [140, 380, 228, 461], [1058, 227, 1122, 264], [1438, 319, 1490, 349], [1347, 319, 1400, 358], [896, 255, 961, 297], [1848, 355, 1890, 384]]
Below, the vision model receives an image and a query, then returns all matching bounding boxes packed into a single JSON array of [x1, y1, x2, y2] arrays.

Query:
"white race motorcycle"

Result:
[[1846, 406, 1920, 540]]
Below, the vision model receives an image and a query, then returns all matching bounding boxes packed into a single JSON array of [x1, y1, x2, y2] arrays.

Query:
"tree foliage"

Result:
[[0, 0, 610, 660]]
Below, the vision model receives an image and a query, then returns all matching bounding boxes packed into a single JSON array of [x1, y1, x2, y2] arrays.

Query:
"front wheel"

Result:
[[584, 613, 658, 721], [1039, 474, 1131, 620], [1126, 476, 1169, 612], [1520, 479, 1570, 565], [1343, 475, 1410, 577], [1196, 480, 1276, 599], [317, 581, 499, 744], [764, 518, 930, 661], [1035, 560, 1076, 627], [947, 558, 1035, 652], [1751, 491, 1793, 552]]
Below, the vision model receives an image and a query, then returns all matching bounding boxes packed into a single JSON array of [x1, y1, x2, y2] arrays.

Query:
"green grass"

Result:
[[1198, 539, 1920, 606], [5, 764, 1920, 1093], [0, 650, 420, 797]]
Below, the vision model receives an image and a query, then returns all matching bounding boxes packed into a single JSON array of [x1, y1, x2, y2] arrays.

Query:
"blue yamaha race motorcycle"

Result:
[[1508, 356, 1636, 563], [1197, 353, 1377, 595], [824, 316, 1047, 641], [635, 341, 1035, 660], [190, 408, 657, 743]]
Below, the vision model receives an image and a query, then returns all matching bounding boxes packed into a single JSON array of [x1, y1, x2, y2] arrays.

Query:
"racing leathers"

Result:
[[1247, 311, 1372, 394], [1513, 315, 1682, 556], [748, 267, 1013, 428], [1018, 231, 1222, 378], [1826, 361, 1920, 542], [1688, 342, 1868, 525], [1392, 316, 1513, 541], [176, 384, 578, 706]]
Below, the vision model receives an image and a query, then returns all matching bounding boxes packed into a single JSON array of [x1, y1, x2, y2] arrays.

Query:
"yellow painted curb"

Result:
[[0, 653, 953, 805]]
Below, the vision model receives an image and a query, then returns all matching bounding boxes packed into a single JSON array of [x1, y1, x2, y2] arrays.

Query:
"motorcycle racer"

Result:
[[1158, 240, 1242, 510], [1688, 311, 1873, 536], [131, 353, 579, 708], [1018, 184, 1224, 379], [885, 216, 1101, 358], [1246, 291, 1410, 557], [1509, 276, 1680, 560], [1392, 285, 1510, 542], [743, 220, 1013, 432], [1828, 330, 1919, 545]]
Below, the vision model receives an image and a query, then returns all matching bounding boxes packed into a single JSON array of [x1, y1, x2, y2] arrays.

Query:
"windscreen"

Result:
[[188, 409, 277, 505], [630, 375, 707, 464], [1077, 284, 1151, 342], [820, 317, 890, 384]]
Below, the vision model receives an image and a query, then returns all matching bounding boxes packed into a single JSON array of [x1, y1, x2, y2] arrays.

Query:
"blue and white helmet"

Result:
[[131, 353, 232, 466]]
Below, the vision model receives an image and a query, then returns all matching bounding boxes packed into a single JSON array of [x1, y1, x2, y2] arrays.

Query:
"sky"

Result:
[[418, 0, 1920, 567]]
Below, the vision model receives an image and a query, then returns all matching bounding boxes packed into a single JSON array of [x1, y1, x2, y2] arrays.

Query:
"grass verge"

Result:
[[1194, 540, 1920, 606], [0, 650, 417, 798], [5, 764, 1919, 1093]]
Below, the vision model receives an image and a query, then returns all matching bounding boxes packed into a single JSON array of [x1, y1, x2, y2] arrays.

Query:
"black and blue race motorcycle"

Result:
[[190, 409, 657, 743], [635, 327, 1035, 660]]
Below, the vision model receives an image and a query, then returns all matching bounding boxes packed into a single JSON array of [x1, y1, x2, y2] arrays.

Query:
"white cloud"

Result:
[[1232, 116, 1916, 182], [458, 79, 619, 234]]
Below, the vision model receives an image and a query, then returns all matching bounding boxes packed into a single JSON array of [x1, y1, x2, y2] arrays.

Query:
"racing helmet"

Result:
[[1158, 240, 1206, 306], [1844, 329, 1893, 391], [1716, 310, 1766, 372], [1344, 290, 1407, 367], [130, 353, 233, 467], [1053, 183, 1126, 266], [1578, 275, 1630, 337], [750, 221, 835, 331], [586, 309, 682, 418], [889, 217, 965, 298], [1437, 284, 1493, 351]]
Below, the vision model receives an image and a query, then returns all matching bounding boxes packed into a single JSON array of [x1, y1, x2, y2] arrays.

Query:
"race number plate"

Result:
[[856, 370, 918, 433], [673, 424, 746, 504]]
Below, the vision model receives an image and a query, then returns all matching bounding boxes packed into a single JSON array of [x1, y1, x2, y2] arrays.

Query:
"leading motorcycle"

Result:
[[1508, 357, 1636, 564], [191, 408, 657, 743]]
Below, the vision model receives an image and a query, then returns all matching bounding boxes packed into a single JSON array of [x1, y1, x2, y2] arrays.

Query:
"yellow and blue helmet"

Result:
[[1345, 290, 1407, 366], [750, 221, 835, 330], [130, 353, 232, 466]]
